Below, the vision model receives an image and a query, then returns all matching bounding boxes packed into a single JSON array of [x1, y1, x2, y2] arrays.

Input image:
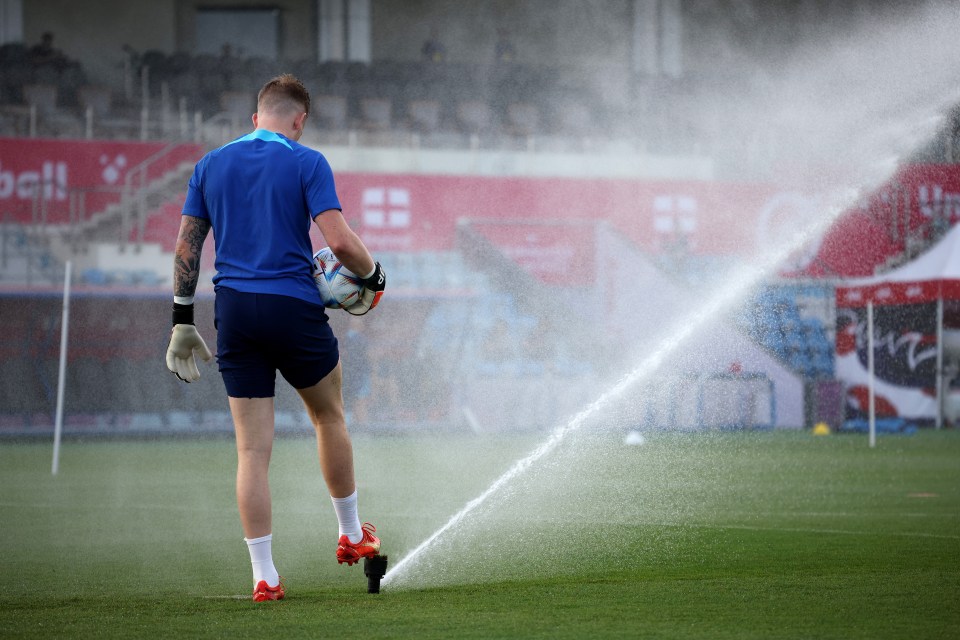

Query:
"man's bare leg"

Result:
[[297, 361, 375, 554], [230, 395, 281, 591], [296, 361, 356, 499], [230, 395, 276, 538]]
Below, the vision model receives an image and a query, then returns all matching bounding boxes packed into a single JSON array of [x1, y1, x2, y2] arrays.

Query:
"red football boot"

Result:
[[336, 522, 381, 566], [252, 578, 285, 602]]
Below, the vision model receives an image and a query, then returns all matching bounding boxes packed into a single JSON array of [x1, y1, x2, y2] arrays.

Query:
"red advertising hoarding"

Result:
[[794, 163, 960, 277], [8, 137, 959, 285], [0, 137, 202, 225], [333, 165, 960, 282], [333, 173, 789, 256]]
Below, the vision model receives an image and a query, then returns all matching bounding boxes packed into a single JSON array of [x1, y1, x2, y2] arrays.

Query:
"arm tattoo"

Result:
[[173, 216, 211, 298]]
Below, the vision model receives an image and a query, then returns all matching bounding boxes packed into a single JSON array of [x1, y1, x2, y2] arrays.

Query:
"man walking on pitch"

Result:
[[164, 74, 386, 602]]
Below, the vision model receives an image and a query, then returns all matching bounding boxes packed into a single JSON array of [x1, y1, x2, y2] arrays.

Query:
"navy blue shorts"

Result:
[[214, 287, 339, 398]]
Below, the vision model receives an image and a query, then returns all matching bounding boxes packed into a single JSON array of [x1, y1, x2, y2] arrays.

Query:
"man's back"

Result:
[[184, 129, 340, 303]]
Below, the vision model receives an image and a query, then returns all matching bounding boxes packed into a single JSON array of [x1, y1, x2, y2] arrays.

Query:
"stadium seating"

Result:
[[22, 83, 57, 114], [358, 97, 392, 130], [77, 85, 112, 117], [504, 102, 540, 137], [2, 38, 958, 175], [455, 99, 495, 136], [738, 285, 835, 379], [0, 49, 653, 149], [313, 94, 349, 130], [407, 99, 442, 133]]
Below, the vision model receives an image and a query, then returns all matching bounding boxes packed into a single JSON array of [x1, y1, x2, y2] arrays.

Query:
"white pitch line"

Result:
[[0, 500, 237, 514], [668, 510, 957, 520], [673, 521, 960, 541]]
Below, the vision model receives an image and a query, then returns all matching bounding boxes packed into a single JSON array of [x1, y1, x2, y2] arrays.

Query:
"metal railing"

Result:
[[117, 141, 193, 246]]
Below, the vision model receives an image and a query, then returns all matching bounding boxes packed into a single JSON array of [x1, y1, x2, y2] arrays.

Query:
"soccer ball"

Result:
[[312, 247, 363, 309]]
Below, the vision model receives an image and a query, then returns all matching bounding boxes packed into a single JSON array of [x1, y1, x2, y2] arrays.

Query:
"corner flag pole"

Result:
[[51, 261, 72, 476], [867, 300, 876, 449]]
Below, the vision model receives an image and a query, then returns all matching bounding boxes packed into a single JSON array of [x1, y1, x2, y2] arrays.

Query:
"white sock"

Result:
[[244, 534, 280, 587], [330, 490, 363, 543]]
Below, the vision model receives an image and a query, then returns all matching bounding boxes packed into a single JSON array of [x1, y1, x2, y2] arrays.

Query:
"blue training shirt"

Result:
[[182, 129, 341, 304]]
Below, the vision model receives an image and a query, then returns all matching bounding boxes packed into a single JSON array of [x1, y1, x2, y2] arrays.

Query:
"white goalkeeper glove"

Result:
[[165, 303, 213, 383], [345, 262, 386, 316]]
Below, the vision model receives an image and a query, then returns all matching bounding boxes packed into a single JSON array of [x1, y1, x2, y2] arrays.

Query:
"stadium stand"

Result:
[[2, 1, 960, 436], [0, 47, 650, 153], [737, 285, 835, 380]]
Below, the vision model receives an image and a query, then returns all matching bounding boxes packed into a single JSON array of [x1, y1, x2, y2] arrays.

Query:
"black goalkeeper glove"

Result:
[[345, 262, 386, 316]]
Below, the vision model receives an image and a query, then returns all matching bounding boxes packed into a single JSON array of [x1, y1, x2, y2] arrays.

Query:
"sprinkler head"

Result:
[[364, 554, 388, 594]]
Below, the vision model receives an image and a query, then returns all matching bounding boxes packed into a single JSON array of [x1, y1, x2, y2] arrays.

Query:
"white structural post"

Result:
[[317, 0, 346, 62], [867, 300, 876, 449], [936, 297, 944, 430], [51, 261, 72, 475]]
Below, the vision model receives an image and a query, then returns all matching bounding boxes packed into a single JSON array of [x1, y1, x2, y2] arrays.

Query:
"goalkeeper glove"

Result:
[[345, 262, 386, 316], [166, 302, 213, 383]]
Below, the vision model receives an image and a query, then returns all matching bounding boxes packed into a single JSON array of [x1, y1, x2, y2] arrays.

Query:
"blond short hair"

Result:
[[257, 74, 311, 116]]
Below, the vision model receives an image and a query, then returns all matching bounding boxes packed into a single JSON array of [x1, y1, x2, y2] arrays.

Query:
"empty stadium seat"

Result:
[[554, 100, 594, 137], [22, 83, 57, 114], [407, 99, 442, 132], [77, 85, 112, 117], [314, 94, 348, 130], [359, 97, 392, 130], [219, 91, 255, 118], [456, 100, 494, 135], [505, 102, 540, 137]]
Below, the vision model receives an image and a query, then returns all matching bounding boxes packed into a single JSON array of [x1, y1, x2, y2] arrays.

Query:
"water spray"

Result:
[[383, 203, 849, 588], [382, 1, 960, 590]]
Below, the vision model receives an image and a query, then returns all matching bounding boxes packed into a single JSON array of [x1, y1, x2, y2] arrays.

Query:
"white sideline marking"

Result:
[[201, 595, 249, 600], [679, 521, 960, 541], [692, 510, 954, 519], [0, 500, 237, 514]]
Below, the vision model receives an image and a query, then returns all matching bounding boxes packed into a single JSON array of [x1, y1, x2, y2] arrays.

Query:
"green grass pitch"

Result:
[[1, 429, 958, 639]]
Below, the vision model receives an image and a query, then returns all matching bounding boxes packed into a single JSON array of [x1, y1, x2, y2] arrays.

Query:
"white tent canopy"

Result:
[[836, 224, 960, 431], [838, 224, 960, 303]]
